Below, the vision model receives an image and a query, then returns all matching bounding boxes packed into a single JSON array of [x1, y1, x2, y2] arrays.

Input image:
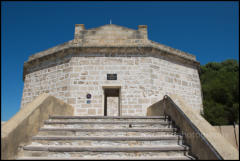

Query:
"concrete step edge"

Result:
[[32, 135, 183, 141], [23, 145, 187, 152], [39, 128, 177, 132], [49, 116, 168, 119]]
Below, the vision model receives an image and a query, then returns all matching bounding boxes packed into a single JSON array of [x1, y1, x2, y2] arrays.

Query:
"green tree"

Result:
[[200, 59, 239, 125]]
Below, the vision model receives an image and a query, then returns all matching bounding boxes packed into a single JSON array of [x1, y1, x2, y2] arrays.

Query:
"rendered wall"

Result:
[[147, 95, 239, 160], [2, 93, 74, 159], [214, 125, 239, 150]]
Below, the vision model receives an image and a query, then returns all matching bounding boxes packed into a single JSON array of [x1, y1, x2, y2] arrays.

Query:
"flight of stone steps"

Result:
[[17, 116, 195, 160]]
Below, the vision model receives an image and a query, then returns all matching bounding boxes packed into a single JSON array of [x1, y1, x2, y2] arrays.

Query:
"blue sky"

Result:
[[1, 1, 239, 121]]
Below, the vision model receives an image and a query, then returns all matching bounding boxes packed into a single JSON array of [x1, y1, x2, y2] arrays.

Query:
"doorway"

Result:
[[103, 87, 121, 116]]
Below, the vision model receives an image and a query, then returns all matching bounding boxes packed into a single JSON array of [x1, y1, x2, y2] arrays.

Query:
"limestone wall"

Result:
[[74, 24, 148, 46], [21, 55, 72, 107], [21, 52, 203, 116]]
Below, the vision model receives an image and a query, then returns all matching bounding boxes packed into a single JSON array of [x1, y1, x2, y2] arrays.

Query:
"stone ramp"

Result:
[[17, 116, 195, 160]]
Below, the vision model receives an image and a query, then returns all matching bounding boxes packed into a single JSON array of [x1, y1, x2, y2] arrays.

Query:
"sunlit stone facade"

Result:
[[21, 24, 203, 116]]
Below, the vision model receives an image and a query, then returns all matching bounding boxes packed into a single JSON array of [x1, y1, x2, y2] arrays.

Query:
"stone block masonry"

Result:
[[21, 24, 203, 116], [21, 53, 202, 116]]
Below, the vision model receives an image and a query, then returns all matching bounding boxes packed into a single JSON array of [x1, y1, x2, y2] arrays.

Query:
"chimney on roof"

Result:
[[74, 24, 85, 39], [138, 25, 148, 39]]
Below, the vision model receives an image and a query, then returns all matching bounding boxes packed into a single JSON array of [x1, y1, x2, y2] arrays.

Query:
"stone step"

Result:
[[38, 128, 177, 137], [15, 114, 196, 160], [21, 145, 188, 158], [43, 121, 171, 129], [48, 115, 168, 122], [48, 118, 168, 122], [17, 156, 192, 160], [49, 116, 167, 119], [30, 136, 183, 146], [44, 120, 169, 124]]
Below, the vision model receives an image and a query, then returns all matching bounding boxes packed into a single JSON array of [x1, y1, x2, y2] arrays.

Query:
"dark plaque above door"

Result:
[[107, 74, 117, 80]]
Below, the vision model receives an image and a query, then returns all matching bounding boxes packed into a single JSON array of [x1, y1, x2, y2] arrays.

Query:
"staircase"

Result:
[[17, 116, 195, 160]]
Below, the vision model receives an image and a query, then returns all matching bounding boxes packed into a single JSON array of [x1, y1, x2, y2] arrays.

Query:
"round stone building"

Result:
[[21, 24, 203, 116]]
